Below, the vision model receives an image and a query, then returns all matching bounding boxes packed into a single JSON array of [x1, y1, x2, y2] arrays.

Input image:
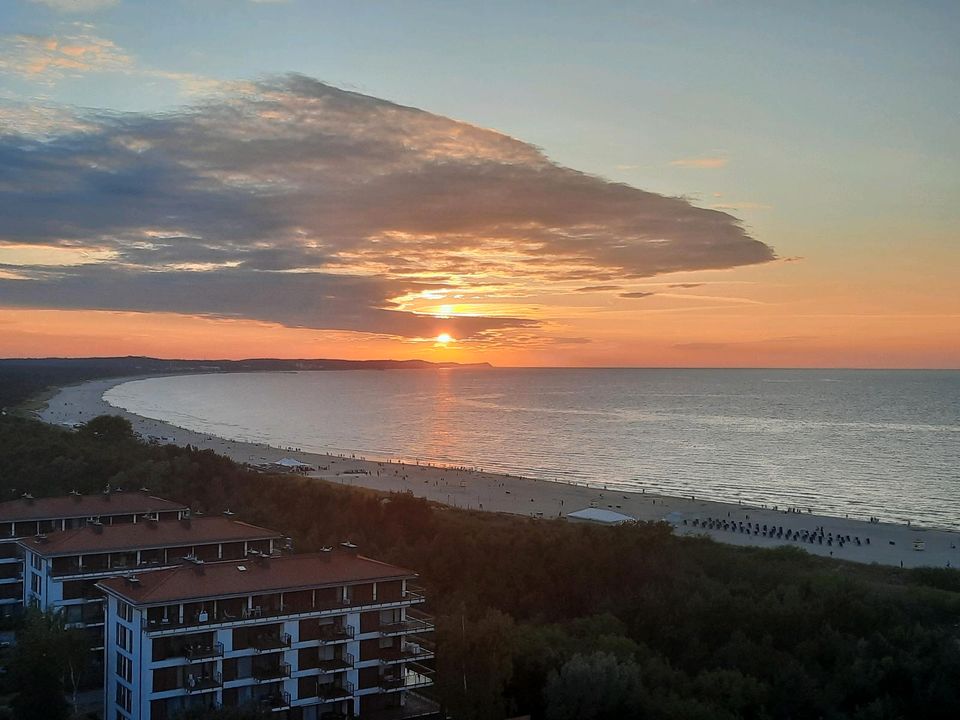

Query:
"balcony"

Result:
[[317, 652, 354, 673], [318, 623, 355, 643], [379, 664, 434, 692], [257, 690, 291, 711], [251, 631, 292, 652], [186, 642, 224, 662], [253, 661, 291, 683], [143, 593, 423, 634], [185, 671, 222, 693], [378, 642, 434, 665], [379, 614, 434, 637], [317, 678, 354, 702]]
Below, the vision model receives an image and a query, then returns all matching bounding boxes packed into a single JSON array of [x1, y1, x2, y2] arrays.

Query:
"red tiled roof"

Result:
[[18, 516, 281, 557], [0, 492, 187, 523], [98, 552, 416, 605]]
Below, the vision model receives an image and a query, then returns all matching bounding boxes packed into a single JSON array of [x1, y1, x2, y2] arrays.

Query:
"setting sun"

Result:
[[436, 333, 453, 345]]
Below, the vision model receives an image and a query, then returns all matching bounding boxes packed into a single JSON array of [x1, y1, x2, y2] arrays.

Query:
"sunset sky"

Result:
[[0, 1, 957, 367]]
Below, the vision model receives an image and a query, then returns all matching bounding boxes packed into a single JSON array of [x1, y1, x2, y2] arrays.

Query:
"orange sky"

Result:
[[1, 5, 958, 368]]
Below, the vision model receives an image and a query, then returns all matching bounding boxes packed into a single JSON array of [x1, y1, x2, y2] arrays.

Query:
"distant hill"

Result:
[[0, 356, 492, 410]]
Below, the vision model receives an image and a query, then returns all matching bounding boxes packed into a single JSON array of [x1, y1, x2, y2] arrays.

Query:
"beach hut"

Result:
[[566, 508, 636, 525]]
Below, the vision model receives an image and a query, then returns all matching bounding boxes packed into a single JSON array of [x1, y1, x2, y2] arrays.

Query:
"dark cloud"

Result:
[[0, 264, 536, 338], [619, 291, 656, 299], [575, 285, 622, 292], [668, 283, 704, 289], [0, 75, 775, 338]]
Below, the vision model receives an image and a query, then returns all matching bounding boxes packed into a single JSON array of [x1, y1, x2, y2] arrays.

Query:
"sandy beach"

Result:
[[35, 375, 960, 571]]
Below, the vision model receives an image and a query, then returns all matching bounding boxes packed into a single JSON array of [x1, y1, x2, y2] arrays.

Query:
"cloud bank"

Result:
[[0, 75, 775, 340]]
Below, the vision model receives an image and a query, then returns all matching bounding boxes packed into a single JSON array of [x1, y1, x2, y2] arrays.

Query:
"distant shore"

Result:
[[35, 375, 960, 571]]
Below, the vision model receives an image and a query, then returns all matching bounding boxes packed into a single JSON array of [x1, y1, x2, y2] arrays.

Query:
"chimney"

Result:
[[320, 547, 333, 562], [91, 521, 103, 535], [223, 509, 236, 517], [70, 490, 82, 503], [147, 516, 159, 529], [192, 558, 205, 575], [124, 575, 140, 586], [340, 541, 358, 556], [180, 517, 191, 530], [21, 493, 34, 505]]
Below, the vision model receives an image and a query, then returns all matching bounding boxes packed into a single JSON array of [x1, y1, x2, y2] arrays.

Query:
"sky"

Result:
[[0, 0, 957, 368]]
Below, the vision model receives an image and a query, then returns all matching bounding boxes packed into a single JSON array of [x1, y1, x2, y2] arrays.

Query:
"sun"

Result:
[[436, 333, 454, 345]]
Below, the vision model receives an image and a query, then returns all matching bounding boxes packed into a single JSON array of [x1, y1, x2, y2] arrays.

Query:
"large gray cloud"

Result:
[[0, 75, 775, 338]]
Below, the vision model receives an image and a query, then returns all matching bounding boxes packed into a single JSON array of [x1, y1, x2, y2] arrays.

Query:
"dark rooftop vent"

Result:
[[340, 541, 358, 556], [319, 546, 333, 562], [124, 574, 140, 585], [70, 490, 82, 502], [180, 517, 191, 530], [223, 509, 236, 517], [35, 533, 48, 543], [147, 516, 159, 528], [91, 521, 104, 535], [21, 493, 34, 505], [139, 487, 150, 493]]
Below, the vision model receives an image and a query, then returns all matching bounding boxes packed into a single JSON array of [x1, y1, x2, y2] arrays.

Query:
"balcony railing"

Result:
[[142, 593, 424, 633], [185, 642, 224, 662], [185, 671, 222, 693], [379, 664, 434, 692], [251, 632, 292, 652], [379, 615, 434, 637], [318, 623, 355, 643], [258, 690, 291, 710], [317, 652, 354, 673], [377, 642, 434, 665], [317, 678, 355, 701], [253, 661, 291, 682]]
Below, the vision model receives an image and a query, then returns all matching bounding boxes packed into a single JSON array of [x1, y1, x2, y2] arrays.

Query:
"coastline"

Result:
[[35, 375, 960, 570]]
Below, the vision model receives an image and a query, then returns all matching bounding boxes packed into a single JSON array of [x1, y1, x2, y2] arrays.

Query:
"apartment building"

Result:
[[0, 490, 188, 614], [98, 547, 436, 720]]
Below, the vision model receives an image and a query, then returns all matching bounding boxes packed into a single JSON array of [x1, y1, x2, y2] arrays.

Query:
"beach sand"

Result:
[[35, 376, 960, 571]]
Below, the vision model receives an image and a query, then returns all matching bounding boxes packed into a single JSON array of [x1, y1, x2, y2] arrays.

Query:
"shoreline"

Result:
[[33, 375, 960, 570]]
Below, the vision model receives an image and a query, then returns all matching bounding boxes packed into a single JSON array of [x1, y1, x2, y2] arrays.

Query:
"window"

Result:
[[117, 600, 133, 623], [116, 652, 132, 683], [30, 552, 42, 571], [117, 623, 132, 653], [30, 572, 41, 596], [115, 683, 131, 713]]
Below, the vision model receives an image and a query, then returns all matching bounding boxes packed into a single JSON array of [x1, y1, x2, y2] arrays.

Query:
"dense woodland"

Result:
[[1, 368, 959, 719]]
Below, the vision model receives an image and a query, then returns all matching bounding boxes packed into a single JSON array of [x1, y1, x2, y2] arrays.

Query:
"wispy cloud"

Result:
[[575, 285, 622, 292], [0, 75, 775, 342], [670, 155, 728, 169], [620, 291, 656, 299], [30, 0, 119, 12], [0, 32, 130, 80], [710, 201, 771, 211]]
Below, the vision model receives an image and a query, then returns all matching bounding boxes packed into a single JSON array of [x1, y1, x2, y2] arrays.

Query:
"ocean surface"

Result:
[[103, 369, 960, 529]]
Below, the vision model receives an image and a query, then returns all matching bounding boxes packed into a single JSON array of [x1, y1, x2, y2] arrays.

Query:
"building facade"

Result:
[[98, 548, 435, 720], [0, 491, 188, 615]]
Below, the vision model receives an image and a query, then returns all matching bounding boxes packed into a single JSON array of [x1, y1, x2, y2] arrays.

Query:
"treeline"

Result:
[[0, 356, 493, 411], [1, 413, 959, 719]]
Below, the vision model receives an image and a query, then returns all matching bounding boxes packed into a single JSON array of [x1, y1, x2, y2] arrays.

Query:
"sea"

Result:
[[103, 369, 960, 530]]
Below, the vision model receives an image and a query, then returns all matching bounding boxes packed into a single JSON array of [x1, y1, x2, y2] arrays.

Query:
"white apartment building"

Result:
[[0, 491, 188, 615], [98, 547, 436, 720]]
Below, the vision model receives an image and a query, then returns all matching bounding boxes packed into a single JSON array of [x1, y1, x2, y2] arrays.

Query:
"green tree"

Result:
[[9, 609, 71, 720], [545, 651, 647, 720], [77, 414, 135, 444], [436, 608, 516, 720]]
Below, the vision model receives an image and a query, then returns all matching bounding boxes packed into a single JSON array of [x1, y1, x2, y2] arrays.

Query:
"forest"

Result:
[[0, 386, 959, 718]]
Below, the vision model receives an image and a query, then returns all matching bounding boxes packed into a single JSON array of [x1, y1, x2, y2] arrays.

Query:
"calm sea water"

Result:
[[103, 369, 960, 529]]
